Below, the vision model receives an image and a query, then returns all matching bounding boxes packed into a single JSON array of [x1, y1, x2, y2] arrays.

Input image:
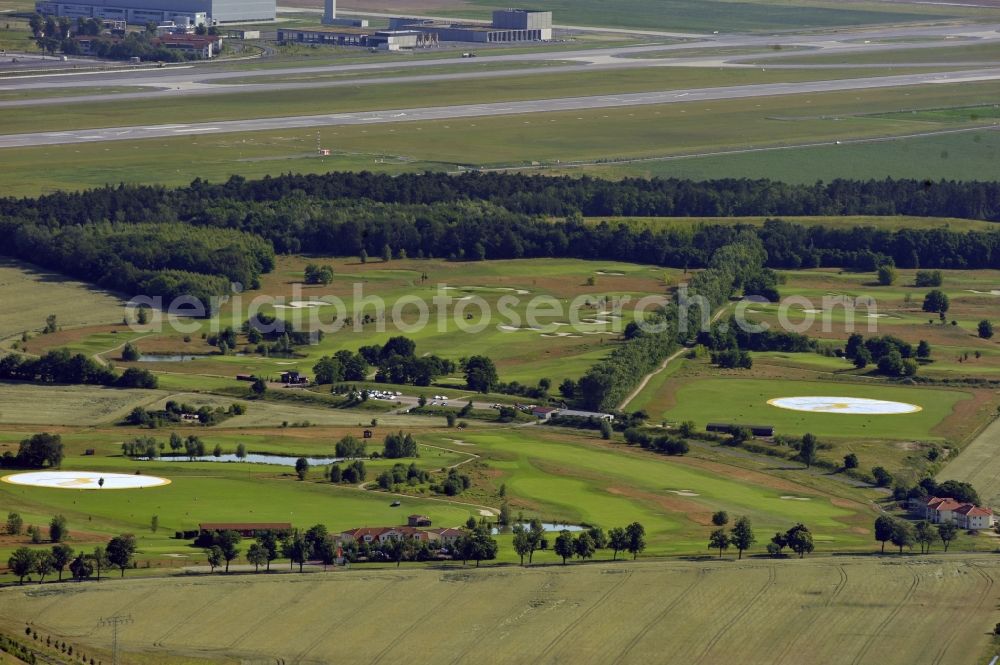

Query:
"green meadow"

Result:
[[4, 79, 1000, 195], [0, 65, 955, 135], [659, 377, 968, 441], [25, 256, 672, 389], [382, 0, 961, 32]]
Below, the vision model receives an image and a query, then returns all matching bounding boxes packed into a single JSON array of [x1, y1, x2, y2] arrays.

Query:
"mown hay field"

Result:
[[1, 556, 996, 665], [0, 258, 124, 341]]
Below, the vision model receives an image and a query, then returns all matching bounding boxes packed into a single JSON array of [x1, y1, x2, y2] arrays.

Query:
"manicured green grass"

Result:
[[39, 256, 670, 389], [210, 59, 566, 85], [749, 41, 1000, 66], [464, 428, 869, 552], [4, 79, 1000, 195], [0, 65, 953, 134], [0, 86, 154, 102], [568, 127, 1000, 184], [661, 377, 969, 441]]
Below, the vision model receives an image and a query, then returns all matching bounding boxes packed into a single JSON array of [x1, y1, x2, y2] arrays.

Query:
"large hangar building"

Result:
[[34, 0, 275, 25]]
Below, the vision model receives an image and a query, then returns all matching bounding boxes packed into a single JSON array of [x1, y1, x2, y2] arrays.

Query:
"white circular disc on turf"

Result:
[[767, 396, 922, 415], [1, 470, 171, 490]]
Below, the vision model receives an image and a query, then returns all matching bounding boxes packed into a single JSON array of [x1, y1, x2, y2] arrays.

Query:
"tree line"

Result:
[[0, 349, 157, 390], [1, 174, 997, 312]]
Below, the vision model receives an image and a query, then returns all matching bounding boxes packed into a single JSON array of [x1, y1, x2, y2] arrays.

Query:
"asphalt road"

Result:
[[2, 67, 998, 149]]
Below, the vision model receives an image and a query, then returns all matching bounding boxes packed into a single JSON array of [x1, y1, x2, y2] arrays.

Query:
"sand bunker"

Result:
[[667, 489, 700, 497], [965, 289, 1000, 296], [780, 496, 812, 501], [2, 470, 171, 490], [273, 300, 327, 309], [768, 396, 921, 415]]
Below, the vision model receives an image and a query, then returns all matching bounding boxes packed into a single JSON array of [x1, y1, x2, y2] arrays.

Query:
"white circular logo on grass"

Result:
[[767, 396, 922, 415], [1, 470, 171, 490]]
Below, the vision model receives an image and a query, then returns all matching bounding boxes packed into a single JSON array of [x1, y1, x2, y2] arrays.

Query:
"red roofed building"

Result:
[[953, 504, 994, 530], [426, 527, 464, 546], [923, 497, 994, 530], [153, 34, 223, 58], [339, 526, 431, 545]]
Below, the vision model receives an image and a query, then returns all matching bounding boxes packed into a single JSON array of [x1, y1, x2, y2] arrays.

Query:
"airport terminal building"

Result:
[[34, 0, 275, 25]]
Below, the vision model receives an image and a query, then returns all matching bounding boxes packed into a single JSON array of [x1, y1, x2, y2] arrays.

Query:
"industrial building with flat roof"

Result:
[[277, 26, 434, 50], [389, 9, 552, 43], [34, 0, 275, 25]]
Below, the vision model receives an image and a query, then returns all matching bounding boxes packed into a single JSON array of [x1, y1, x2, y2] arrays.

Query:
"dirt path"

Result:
[[356, 442, 498, 517], [617, 304, 730, 411], [93, 333, 152, 366]]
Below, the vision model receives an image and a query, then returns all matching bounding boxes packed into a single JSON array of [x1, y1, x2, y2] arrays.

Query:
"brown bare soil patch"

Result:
[[21, 324, 124, 355], [934, 388, 999, 444], [606, 485, 711, 526]]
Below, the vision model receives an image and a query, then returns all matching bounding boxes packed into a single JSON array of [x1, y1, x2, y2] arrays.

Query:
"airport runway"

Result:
[[0, 22, 997, 102], [2, 67, 998, 149]]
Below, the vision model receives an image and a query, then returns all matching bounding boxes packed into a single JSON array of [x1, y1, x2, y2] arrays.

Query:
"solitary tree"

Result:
[[34, 552, 55, 584], [843, 453, 859, 470], [527, 519, 545, 563], [295, 457, 309, 481], [574, 532, 596, 562], [937, 522, 958, 552], [48, 515, 68, 543], [247, 543, 268, 572], [206, 545, 224, 573], [554, 530, 575, 565], [91, 546, 109, 581], [872, 466, 893, 488], [798, 433, 817, 468], [785, 524, 814, 558], [106, 534, 136, 577], [730, 516, 755, 560], [7, 548, 35, 585], [512, 525, 530, 565], [979, 320, 994, 340], [922, 290, 950, 314], [625, 522, 646, 560], [890, 520, 915, 554], [69, 554, 93, 581], [915, 521, 935, 554], [711, 511, 729, 527], [874, 515, 895, 553], [608, 527, 628, 561], [6, 511, 23, 536], [121, 342, 141, 362], [877, 264, 896, 286], [709, 528, 730, 558], [256, 531, 279, 571], [216, 530, 241, 573], [287, 530, 309, 572], [51, 543, 73, 581]]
